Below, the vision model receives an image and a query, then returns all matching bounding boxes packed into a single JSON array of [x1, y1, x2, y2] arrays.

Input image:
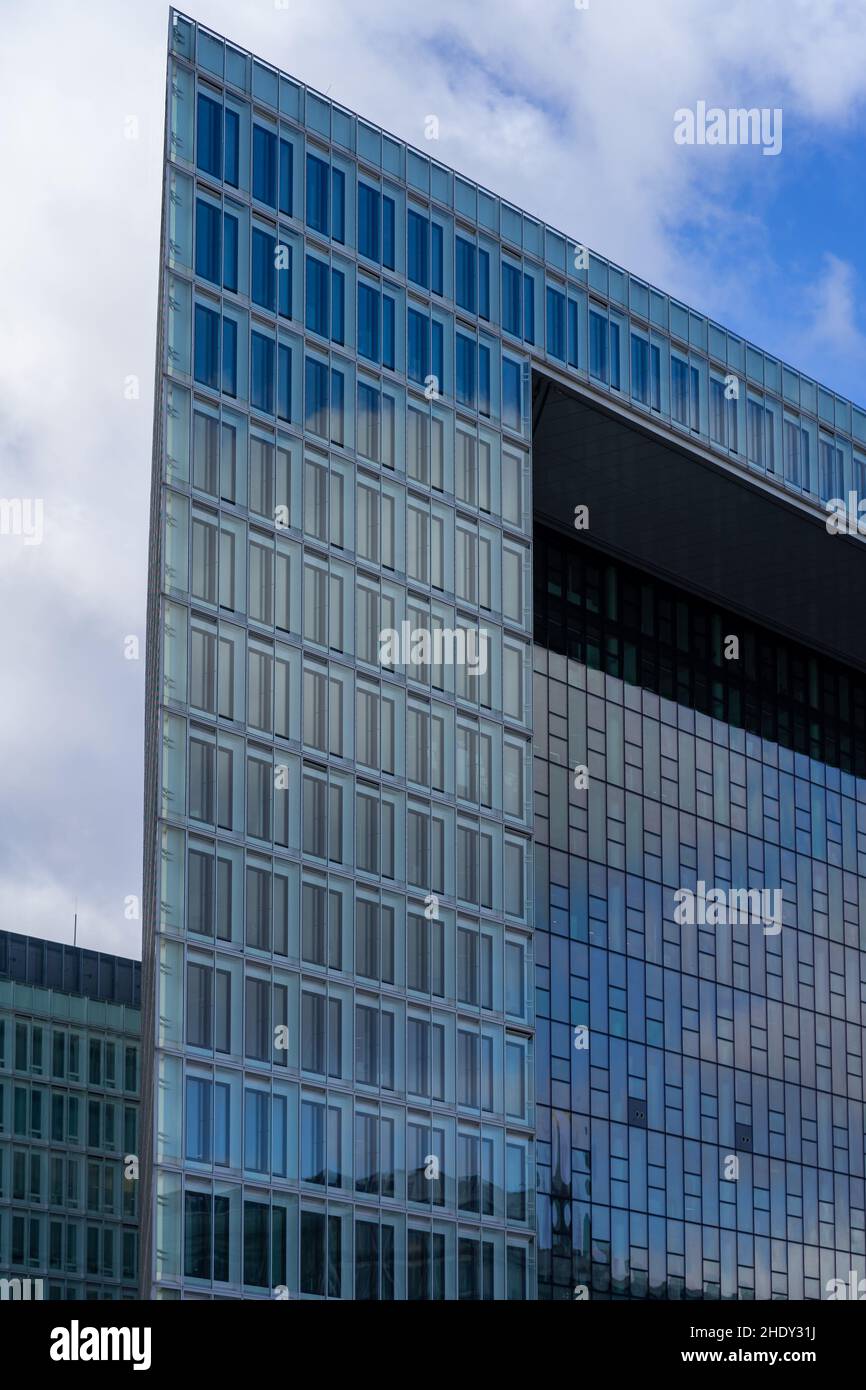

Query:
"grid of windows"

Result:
[[534, 527, 866, 776], [533, 543, 866, 1300], [147, 11, 535, 1299], [0, 976, 140, 1301]]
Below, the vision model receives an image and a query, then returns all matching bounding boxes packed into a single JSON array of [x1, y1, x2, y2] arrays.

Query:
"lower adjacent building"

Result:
[[0, 931, 141, 1300]]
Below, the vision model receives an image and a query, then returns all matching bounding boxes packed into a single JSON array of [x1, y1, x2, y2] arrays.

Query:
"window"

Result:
[[383, 196, 396, 270], [223, 213, 238, 292], [197, 93, 221, 178], [251, 332, 275, 414], [306, 153, 329, 234], [672, 356, 698, 427], [382, 293, 395, 370], [478, 249, 490, 319], [546, 287, 565, 360], [503, 358, 521, 431], [523, 273, 535, 344], [195, 200, 220, 284], [589, 309, 607, 382], [456, 334, 476, 408], [225, 109, 239, 187], [358, 283, 380, 362], [194, 305, 219, 390], [784, 418, 808, 488], [820, 438, 844, 499], [186, 1077, 211, 1162], [252, 228, 276, 312], [456, 237, 476, 314], [279, 138, 293, 216], [711, 376, 738, 451], [502, 263, 520, 337], [431, 223, 444, 296], [358, 183, 380, 261], [631, 333, 648, 404], [193, 411, 218, 494], [408, 309, 429, 385], [278, 344, 292, 422], [306, 255, 329, 337], [408, 210, 429, 287], [331, 168, 345, 243], [568, 298, 579, 368], [186, 962, 213, 1048], [252, 125, 277, 207]]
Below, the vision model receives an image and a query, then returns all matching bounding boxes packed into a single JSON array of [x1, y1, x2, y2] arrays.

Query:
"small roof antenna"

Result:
[[73, 898, 78, 949]]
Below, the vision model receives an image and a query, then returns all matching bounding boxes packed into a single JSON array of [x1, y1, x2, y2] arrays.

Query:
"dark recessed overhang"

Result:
[[531, 371, 866, 675]]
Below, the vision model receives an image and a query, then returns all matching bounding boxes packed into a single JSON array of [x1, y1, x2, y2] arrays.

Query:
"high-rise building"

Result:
[[0, 931, 141, 1300], [142, 9, 866, 1299]]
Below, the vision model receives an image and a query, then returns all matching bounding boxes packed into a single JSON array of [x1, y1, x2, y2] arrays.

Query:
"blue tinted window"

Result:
[[382, 196, 396, 270], [185, 1078, 211, 1161], [408, 210, 429, 288], [589, 310, 607, 382], [277, 243, 291, 318], [331, 168, 345, 243], [331, 269, 345, 345], [305, 357, 328, 436], [631, 333, 648, 403], [478, 249, 490, 320], [567, 298, 579, 368], [279, 139, 293, 217], [820, 440, 844, 497], [523, 273, 535, 344], [479, 344, 491, 417], [223, 213, 239, 293], [196, 93, 222, 178], [195, 200, 220, 285], [358, 184, 380, 261], [431, 223, 444, 297], [358, 283, 380, 362], [546, 287, 565, 360], [456, 238, 476, 314], [306, 255, 329, 337], [252, 228, 276, 312], [503, 358, 521, 430], [252, 126, 277, 207], [610, 321, 621, 390], [251, 332, 275, 414], [222, 317, 237, 397], [502, 264, 520, 337], [278, 344, 291, 422], [224, 109, 239, 187], [671, 356, 688, 423], [306, 155, 329, 235], [408, 309, 428, 383], [650, 344, 661, 410], [456, 334, 476, 407], [432, 321, 444, 392], [383, 294, 395, 370], [194, 304, 219, 388], [330, 367, 345, 446]]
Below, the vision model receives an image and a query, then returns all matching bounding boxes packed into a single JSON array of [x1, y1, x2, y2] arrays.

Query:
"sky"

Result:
[[1, 0, 865, 961]]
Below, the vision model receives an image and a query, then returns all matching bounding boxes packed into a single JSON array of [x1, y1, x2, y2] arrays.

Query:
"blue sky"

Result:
[[1, 0, 865, 959]]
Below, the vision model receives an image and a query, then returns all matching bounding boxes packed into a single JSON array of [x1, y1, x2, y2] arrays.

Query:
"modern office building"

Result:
[[142, 8, 866, 1299], [0, 931, 141, 1300]]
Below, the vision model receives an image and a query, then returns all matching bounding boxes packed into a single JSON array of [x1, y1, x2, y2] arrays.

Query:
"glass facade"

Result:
[[0, 932, 141, 1300], [143, 11, 866, 1300], [533, 538, 866, 1299], [144, 10, 535, 1300]]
